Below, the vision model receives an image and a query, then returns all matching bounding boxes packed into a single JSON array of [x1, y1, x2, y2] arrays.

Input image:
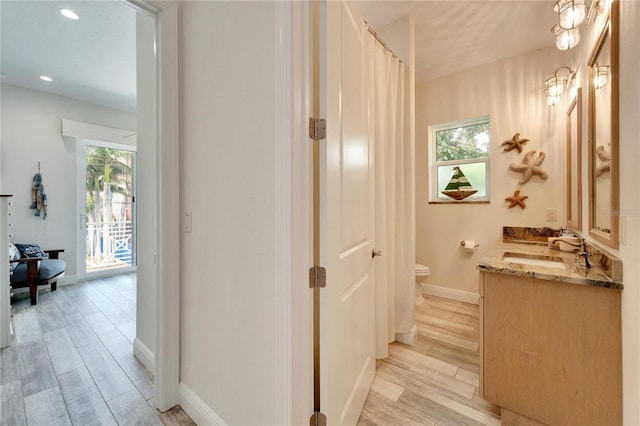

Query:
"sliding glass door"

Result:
[[81, 143, 136, 274]]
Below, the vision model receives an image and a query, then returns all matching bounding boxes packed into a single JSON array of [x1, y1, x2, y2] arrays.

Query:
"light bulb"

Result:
[[546, 90, 561, 106], [60, 9, 80, 20], [545, 76, 566, 97], [553, 25, 580, 50], [555, 0, 587, 29]]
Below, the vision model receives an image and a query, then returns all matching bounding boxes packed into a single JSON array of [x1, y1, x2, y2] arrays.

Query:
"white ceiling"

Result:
[[358, 0, 559, 83], [0, 1, 559, 111], [0, 1, 137, 112]]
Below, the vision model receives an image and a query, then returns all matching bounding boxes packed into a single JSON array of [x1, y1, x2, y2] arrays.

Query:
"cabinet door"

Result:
[[482, 272, 621, 425]]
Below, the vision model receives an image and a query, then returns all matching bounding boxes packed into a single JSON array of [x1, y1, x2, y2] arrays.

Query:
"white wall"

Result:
[[179, 2, 282, 424], [134, 11, 158, 363], [416, 46, 567, 295], [0, 84, 136, 279]]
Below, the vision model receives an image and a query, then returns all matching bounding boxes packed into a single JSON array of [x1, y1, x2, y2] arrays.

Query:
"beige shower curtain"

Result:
[[369, 34, 414, 359]]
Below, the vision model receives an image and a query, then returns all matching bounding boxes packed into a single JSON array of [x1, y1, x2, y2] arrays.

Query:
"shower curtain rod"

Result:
[[366, 23, 404, 64]]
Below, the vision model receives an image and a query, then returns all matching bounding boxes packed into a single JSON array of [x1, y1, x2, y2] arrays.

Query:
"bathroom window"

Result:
[[428, 115, 490, 203]]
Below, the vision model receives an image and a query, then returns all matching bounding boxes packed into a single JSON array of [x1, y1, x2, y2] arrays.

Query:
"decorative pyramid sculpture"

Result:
[[441, 166, 477, 200]]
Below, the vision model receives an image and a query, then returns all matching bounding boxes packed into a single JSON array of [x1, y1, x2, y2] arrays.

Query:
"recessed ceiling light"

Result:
[[60, 9, 79, 20], [40, 75, 53, 82]]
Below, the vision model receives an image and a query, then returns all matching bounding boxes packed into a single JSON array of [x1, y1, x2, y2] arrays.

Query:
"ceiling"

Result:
[[358, 0, 559, 82], [0, 1, 559, 112], [0, 1, 137, 112]]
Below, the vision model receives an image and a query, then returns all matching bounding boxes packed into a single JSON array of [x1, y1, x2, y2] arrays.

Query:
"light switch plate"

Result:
[[184, 212, 192, 233], [546, 208, 558, 221]]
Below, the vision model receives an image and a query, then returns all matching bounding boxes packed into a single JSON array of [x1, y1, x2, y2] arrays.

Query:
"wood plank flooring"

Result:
[[1, 274, 195, 426], [358, 295, 501, 426]]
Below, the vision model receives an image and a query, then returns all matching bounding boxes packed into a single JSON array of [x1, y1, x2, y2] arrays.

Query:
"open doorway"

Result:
[[1, 0, 180, 413]]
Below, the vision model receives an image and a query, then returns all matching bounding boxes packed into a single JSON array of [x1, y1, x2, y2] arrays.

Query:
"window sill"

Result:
[[429, 200, 490, 205]]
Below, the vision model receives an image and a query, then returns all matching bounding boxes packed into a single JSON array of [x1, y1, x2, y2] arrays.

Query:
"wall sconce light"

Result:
[[594, 65, 609, 89], [552, 24, 580, 50], [551, 0, 594, 50], [554, 0, 588, 29], [544, 66, 575, 106], [545, 89, 561, 106]]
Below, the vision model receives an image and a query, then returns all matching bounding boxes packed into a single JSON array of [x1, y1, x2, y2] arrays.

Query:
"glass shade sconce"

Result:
[[593, 64, 609, 89], [554, 0, 588, 29], [551, 0, 605, 50], [545, 89, 561, 106], [544, 66, 575, 106], [553, 24, 580, 50]]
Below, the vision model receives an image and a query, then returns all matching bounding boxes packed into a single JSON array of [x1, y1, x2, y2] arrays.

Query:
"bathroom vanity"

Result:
[[478, 241, 622, 426]]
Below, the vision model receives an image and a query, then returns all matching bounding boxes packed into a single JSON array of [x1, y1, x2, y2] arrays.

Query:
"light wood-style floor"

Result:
[[0, 273, 195, 426], [358, 295, 501, 426]]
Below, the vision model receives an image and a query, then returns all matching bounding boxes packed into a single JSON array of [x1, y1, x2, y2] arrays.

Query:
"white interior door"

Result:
[[320, 1, 375, 424]]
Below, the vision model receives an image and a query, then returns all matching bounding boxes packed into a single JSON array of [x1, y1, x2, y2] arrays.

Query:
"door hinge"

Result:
[[309, 266, 326, 288], [310, 411, 327, 426], [309, 118, 326, 141]]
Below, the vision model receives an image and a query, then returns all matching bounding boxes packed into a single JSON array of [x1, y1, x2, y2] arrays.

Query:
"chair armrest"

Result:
[[9, 257, 41, 264], [44, 249, 65, 259], [9, 257, 40, 283]]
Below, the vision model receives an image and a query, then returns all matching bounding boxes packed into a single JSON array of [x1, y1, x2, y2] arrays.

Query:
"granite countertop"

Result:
[[477, 241, 623, 290]]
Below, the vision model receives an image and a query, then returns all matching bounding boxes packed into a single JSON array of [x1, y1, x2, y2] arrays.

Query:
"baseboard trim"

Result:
[[58, 275, 79, 286], [133, 338, 155, 373], [395, 324, 417, 346], [178, 383, 227, 425], [421, 284, 480, 305], [57, 267, 137, 287]]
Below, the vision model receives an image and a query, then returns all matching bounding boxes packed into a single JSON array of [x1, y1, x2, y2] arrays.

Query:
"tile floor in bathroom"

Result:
[[357, 295, 501, 426]]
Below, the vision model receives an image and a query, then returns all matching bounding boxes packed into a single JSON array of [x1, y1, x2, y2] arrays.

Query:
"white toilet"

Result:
[[415, 263, 430, 305]]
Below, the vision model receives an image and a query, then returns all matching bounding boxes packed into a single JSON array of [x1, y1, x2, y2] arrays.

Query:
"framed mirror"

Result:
[[567, 88, 582, 231], [588, 0, 619, 248]]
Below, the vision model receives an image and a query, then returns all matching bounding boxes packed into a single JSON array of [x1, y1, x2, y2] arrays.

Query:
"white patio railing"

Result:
[[86, 220, 133, 271]]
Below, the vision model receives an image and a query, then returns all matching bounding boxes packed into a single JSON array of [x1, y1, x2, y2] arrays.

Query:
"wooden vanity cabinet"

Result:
[[479, 271, 622, 425]]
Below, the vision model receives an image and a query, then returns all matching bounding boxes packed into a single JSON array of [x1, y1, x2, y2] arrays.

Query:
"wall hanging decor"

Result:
[[500, 132, 530, 153], [509, 150, 549, 184], [30, 162, 47, 219], [441, 166, 478, 200], [595, 145, 611, 176], [505, 190, 528, 209]]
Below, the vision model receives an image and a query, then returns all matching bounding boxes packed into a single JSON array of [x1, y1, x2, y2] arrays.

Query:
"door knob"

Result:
[[372, 249, 383, 258]]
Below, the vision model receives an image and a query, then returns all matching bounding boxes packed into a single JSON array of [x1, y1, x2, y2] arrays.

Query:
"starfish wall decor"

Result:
[[500, 132, 529, 153], [509, 150, 549, 184], [505, 190, 528, 209], [595, 145, 611, 177]]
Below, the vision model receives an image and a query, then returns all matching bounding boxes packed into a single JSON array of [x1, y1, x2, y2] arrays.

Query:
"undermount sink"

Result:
[[502, 252, 567, 270]]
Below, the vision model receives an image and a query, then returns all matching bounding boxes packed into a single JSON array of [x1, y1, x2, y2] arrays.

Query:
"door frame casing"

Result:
[[151, 0, 180, 411], [126, 0, 180, 412], [291, 1, 315, 424]]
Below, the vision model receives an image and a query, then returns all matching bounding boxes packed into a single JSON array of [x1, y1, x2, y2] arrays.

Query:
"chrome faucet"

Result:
[[576, 238, 591, 269]]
